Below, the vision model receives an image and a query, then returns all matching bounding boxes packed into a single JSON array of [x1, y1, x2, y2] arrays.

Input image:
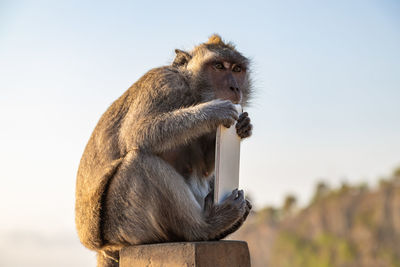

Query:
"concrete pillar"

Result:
[[120, 240, 251, 267]]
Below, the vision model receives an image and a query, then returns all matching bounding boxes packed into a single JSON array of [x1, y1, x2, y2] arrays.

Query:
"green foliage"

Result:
[[357, 182, 369, 193], [354, 209, 376, 228], [393, 167, 400, 180], [242, 166, 400, 267], [377, 248, 400, 267], [339, 181, 350, 193], [255, 206, 279, 225], [271, 232, 356, 267], [310, 181, 330, 204], [282, 194, 297, 214], [380, 178, 391, 188]]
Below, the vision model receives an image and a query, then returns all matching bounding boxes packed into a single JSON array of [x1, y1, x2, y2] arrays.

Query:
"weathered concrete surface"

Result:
[[120, 240, 251, 267]]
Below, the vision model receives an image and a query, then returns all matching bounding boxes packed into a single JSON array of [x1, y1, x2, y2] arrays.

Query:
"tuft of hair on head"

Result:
[[205, 34, 236, 51], [206, 34, 224, 45]]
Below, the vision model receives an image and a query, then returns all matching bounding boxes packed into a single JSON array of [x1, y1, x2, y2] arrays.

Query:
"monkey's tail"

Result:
[[97, 250, 119, 267]]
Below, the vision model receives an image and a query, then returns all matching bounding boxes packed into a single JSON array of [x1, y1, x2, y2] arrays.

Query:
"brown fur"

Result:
[[75, 34, 253, 266]]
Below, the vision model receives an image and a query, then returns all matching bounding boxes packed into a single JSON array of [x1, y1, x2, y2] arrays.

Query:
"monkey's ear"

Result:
[[172, 49, 192, 67]]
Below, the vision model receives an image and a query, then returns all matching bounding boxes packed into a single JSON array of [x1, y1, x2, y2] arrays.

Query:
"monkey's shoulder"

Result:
[[130, 66, 198, 110], [134, 66, 189, 92]]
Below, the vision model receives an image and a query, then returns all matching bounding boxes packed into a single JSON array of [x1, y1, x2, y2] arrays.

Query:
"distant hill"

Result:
[[230, 168, 400, 267]]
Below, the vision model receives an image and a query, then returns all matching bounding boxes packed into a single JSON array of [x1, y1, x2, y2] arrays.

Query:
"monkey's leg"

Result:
[[101, 151, 249, 247]]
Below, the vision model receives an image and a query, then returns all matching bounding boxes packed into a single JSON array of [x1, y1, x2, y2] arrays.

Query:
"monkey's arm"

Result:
[[124, 99, 239, 153]]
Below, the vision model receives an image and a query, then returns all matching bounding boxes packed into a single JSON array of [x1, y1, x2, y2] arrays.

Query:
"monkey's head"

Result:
[[173, 34, 252, 107]]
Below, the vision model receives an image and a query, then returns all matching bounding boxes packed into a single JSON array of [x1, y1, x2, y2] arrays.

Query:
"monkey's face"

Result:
[[203, 58, 248, 105], [175, 35, 252, 106]]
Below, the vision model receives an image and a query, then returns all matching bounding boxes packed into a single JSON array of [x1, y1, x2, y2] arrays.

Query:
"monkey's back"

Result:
[[75, 66, 198, 250]]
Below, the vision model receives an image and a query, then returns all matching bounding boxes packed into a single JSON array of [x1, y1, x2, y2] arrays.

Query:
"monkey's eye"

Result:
[[232, 65, 242, 72], [214, 63, 224, 70]]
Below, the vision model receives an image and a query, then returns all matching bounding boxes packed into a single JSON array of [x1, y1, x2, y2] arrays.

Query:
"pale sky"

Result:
[[0, 1, 399, 265]]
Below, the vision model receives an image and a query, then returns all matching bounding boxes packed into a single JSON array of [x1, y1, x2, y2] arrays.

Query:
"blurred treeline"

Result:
[[230, 167, 400, 267]]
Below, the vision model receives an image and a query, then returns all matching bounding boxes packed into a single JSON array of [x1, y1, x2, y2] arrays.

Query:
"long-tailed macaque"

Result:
[[75, 34, 253, 266]]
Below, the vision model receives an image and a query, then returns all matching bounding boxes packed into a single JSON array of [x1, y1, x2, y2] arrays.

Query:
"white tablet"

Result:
[[214, 104, 242, 203]]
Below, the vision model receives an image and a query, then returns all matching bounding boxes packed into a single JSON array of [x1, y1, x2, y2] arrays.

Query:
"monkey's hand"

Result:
[[235, 112, 252, 139], [203, 99, 239, 128]]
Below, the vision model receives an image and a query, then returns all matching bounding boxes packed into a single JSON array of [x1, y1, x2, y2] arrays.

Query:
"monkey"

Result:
[[75, 34, 253, 267]]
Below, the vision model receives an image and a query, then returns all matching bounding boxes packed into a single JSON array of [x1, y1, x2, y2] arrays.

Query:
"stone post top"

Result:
[[120, 240, 251, 267]]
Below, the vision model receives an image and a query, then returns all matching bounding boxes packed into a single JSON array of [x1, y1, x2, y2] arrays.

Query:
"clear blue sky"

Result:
[[0, 1, 399, 264]]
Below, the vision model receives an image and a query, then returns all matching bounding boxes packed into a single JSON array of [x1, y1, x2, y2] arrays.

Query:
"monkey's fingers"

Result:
[[211, 99, 239, 127], [222, 119, 236, 128], [236, 112, 249, 123], [237, 124, 252, 135], [236, 116, 250, 130], [237, 124, 253, 138]]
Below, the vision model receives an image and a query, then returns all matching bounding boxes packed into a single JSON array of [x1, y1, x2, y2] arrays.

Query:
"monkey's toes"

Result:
[[228, 189, 239, 200], [246, 199, 252, 210]]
